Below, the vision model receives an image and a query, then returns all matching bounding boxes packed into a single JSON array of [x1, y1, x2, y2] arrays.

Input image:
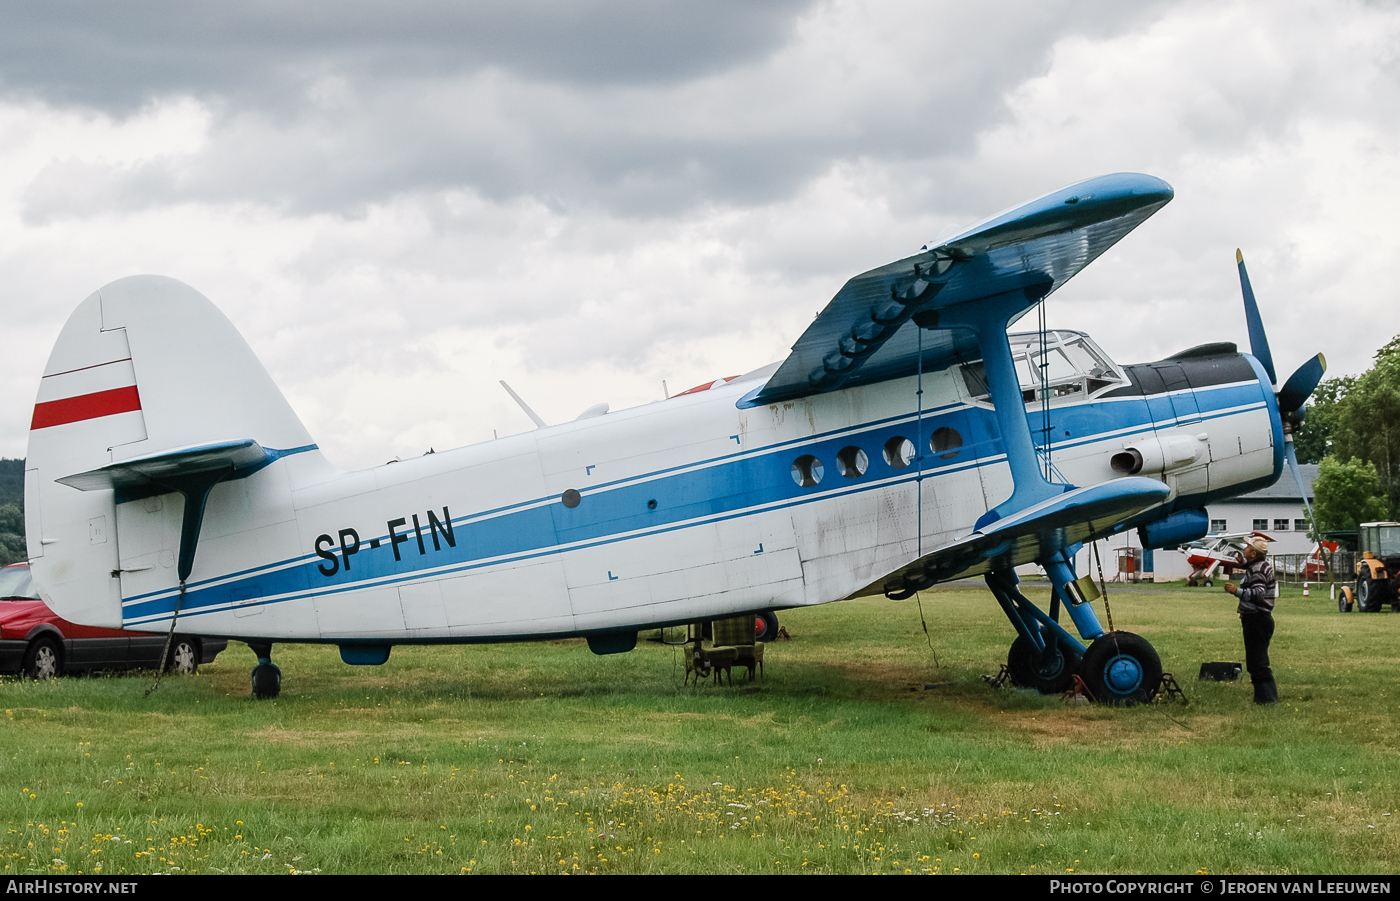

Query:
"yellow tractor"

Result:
[[1340, 522, 1400, 613]]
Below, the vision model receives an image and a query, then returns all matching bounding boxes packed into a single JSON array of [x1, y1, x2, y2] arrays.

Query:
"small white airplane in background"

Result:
[[1180, 531, 1335, 587], [1180, 531, 1276, 587], [23, 173, 1326, 703]]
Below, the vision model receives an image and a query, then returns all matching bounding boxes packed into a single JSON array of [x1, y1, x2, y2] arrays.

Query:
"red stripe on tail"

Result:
[[31, 386, 142, 430]]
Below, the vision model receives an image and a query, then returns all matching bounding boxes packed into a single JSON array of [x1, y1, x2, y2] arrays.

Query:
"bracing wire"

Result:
[[913, 323, 938, 667], [1092, 539, 1114, 634], [916, 323, 924, 558], [144, 582, 185, 698], [1038, 300, 1052, 480]]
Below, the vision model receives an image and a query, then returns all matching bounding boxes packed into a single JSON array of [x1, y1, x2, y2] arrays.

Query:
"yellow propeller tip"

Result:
[[1236, 248, 1244, 264], [1319, 352, 1327, 372]]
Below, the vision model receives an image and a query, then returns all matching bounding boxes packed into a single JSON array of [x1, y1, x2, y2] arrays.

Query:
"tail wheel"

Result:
[[1006, 634, 1075, 694], [23, 638, 61, 681], [755, 611, 779, 642], [1079, 632, 1162, 705], [251, 662, 282, 700], [165, 638, 199, 674]]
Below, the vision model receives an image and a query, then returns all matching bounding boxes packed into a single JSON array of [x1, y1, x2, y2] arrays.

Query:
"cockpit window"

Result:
[[960, 330, 1128, 407]]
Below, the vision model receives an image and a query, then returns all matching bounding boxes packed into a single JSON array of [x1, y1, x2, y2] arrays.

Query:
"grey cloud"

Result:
[[0, 1, 814, 108], [11, 1, 1173, 221]]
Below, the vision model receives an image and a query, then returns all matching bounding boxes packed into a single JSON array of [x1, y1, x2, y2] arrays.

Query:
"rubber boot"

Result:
[[1253, 678, 1279, 705]]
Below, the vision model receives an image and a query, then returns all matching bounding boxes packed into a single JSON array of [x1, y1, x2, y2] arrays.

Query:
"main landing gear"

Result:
[[248, 642, 281, 700], [987, 550, 1163, 705], [1077, 631, 1162, 705]]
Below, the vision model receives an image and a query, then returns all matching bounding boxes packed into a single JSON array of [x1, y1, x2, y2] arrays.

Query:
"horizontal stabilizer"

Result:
[[867, 477, 1172, 599], [55, 438, 314, 583], [57, 439, 288, 493]]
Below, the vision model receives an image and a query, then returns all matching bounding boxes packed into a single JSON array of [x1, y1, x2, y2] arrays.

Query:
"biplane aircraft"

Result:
[[23, 172, 1326, 702]]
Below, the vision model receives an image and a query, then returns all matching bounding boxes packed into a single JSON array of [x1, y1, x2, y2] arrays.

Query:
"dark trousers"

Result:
[[1241, 611, 1277, 704]]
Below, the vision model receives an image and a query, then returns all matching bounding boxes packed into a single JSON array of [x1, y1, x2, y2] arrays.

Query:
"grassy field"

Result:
[[3, 580, 1397, 876]]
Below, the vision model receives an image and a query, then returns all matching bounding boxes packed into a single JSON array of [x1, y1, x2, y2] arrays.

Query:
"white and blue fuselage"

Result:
[[107, 342, 1280, 645]]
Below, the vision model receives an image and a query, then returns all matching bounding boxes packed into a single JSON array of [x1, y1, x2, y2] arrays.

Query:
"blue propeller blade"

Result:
[[1237, 249, 1277, 385], [1284, 440, 1317, 538], [1277, 353, 1327, 417]]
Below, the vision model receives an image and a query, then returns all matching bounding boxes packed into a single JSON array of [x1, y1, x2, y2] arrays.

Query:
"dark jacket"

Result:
[[1236, 555, 1277, 615]]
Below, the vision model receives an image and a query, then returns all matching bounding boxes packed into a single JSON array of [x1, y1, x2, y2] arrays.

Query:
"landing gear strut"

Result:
[[248, 642, 281, 700], [987, 547, 1164, 704], [986, 568, 1087, 696]]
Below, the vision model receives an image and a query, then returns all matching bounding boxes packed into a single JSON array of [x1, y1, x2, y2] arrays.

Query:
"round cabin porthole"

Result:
[[883, 436, 915, 469], [562, 488, 582, 508], [791, 455, 824, 488], [930, 426, 963, 460], [836, 446, 868, 478]]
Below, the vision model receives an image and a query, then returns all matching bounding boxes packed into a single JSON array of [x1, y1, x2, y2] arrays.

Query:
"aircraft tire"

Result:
[[1079, 632, 1162, 706], [23, 637, 61, 681], [1006, 634, 1075, 695], [251, 662, 282, 700], [164, 638, 199, 675], [756, 611, 780, 642]]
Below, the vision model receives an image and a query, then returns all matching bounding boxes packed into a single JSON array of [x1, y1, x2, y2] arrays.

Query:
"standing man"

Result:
[[1225, 535, 1278, 704]]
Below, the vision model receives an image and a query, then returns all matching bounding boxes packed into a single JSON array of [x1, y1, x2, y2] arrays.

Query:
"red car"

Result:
[[0, 562, 227, 680]]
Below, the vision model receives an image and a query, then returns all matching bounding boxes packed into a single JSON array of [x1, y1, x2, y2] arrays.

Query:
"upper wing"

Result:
[[741, 173, 1173, 407]]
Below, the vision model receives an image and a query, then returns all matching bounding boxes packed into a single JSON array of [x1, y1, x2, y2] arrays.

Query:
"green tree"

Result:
[[0, 458, 23, 508], [1294, 375, 1353, 465], [1327, 336, 1400, 517], [0, 503, 24, 567], [1311, 457, 1390, 535]]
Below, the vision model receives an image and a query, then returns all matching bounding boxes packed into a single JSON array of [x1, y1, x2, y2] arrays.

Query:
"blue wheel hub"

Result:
[[1103, 655, 1144, 694]]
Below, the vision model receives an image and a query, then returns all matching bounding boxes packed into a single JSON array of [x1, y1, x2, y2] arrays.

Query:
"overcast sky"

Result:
[[2, 1, 1397, 469]]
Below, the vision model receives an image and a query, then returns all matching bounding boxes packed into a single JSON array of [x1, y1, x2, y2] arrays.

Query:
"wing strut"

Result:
[[936, 285, 1070, 525]]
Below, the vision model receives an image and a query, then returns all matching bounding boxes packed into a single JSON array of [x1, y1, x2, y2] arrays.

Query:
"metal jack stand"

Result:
[[1155, 673, 1188, 706], [1063, 674, 1094, 704]]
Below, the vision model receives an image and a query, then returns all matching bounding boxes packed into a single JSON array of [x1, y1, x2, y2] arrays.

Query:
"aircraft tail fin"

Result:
[[25, 275, 320, 626]]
